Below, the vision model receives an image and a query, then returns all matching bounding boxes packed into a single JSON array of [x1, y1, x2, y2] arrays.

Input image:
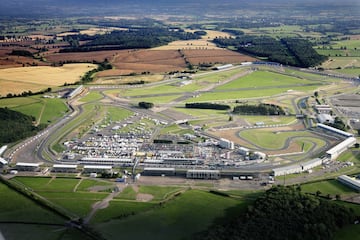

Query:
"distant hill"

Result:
[[0, 0, 358, 17]]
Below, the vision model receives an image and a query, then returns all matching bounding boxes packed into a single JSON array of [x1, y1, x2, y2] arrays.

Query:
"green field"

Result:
[[138, 186, 185, 201], [240, 115, 296, 126], [11, 177, 80, 192], [322, 57, 360, 69], [0, 96, 68, 124], [76, 179, 115, 192], [79, 91, 104, 102], [301, 179, 356, 196], [185, 85, 321, 102], [131, 94, 182, 104], [95, 190, 249, 240], [239, 129, 326, 150], [115, 185, 138, 200], [215, 71, 315, 90], [105, 106, 133, 122], [92, 201, 156, 224]]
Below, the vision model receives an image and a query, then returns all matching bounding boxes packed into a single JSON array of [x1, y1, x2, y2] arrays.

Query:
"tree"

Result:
[[138, 101, 154, 109]]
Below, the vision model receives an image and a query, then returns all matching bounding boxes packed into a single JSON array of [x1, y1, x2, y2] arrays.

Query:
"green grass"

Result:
[[322, 57, 360, 69], [239, 129, 326, 150], [333, 68, 360, 77], [301, 179, 356, 196], [184, 85, 321, 102], [12, 177, 80, 192], [39, 192, 109, 217], [240, 115, 296, 125], [0, 224, 93, 240], [337, 150, 360, 163], [79, 91, 103, 102], [173, 107, 229, 118], [76, 179, 114, 192], [95, 189, 250, 240], [91, 201, 156, 224], [138, 186, 185, 201], [1, 96, 68, 124], [334, 224, 360, 240], [38, 98, 68, 124], [0, 181, 65, 223], [115, 186, 137, 200], [131, 94, 182, 104], [216, 71, 315, 90], [106, 106, 133, 122]]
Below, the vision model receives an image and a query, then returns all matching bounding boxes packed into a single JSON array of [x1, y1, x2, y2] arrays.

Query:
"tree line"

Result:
[[233, 103, 286, 115], [213, 36, 327, 67], [60, 27, 202, 53], [0, 108, 46, 145], [185, 103, 231, 110], [195, 185, 357, 240]]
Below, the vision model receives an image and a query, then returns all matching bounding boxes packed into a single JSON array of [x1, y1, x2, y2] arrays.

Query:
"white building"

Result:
[[315, 105, 332, 114], [301, 158, 323, 171], [52, 164, 78, 173], [0, 157, 7, 165], [238, 147, 250, 156], [337, 175, 360, 192], [83, 165, 112, 173], [273, 158, 324, 176], [219, 138, 234, 150], [16, 162, 41, 171], [0, 145, 7, 156], [326, 137, 357, 160], [317, 114, 334, 124], [79, 157, 133, 166], [216, 64, 233, 70], [186, 169, 220, 179], [272, 164, 303, 176], [317, 123, 353, 138]]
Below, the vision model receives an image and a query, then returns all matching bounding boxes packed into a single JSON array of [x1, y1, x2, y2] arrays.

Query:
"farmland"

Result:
[[0, 64, 96, 96]]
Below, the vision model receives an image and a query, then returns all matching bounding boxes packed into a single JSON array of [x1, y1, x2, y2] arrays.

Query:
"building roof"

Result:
[[16, 162, 41, 167], [83, 165, 112, 170], [53, 164, 77, 169], [338, 175, 360, 189], [326, 137, 357, 155], [317, 123, 353, 137], [0, 157, 7, 165], [317, 114, 334, 123], [0, 145, 7, 156], [144, 167, 175, 171], [301, 158, 323, 168], [187, 169, 220, 173]]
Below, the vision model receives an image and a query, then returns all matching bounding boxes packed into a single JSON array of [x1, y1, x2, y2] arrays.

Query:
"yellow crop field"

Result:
[[153, 30, 231, 50], [0, 63, 96, 96]]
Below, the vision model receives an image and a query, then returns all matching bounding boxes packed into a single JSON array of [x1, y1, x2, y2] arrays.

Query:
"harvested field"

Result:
[[0, 63, 96, 96], [107, 49, 187, 75], [152, 30, 232, 50], [182, 49, 257, 65], [45, 50, 121, 63], [153, 39, 220, 50]]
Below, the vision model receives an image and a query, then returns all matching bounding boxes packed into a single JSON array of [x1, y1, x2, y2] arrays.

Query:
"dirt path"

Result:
[[73, 178, 83, 192], [35, 100, 46, 126], [83, 183, 124, 224]]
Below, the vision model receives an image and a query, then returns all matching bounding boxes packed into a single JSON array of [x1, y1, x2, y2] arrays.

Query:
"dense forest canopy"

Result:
[[0, 108, 45, 145], [213, 36, 327, 67], [60, 28, 201, 52], [195, 186, 357, 240]]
